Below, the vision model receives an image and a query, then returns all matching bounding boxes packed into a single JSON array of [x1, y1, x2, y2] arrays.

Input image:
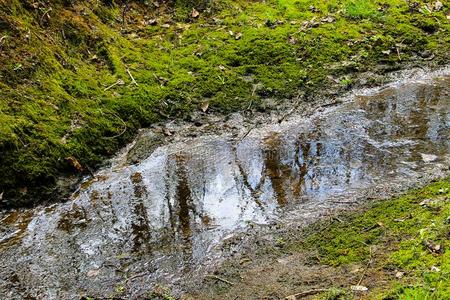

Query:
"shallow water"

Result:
[[0, 72, 449, 299]]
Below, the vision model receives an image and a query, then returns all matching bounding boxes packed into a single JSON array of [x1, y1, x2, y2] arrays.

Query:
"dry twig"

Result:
[[126, 68, 139, 86], [205, 275, 235, 285], [285, 289, 330, 299]]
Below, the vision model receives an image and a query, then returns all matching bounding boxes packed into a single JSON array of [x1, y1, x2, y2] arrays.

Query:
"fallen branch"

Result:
[[285, 289, 329, 299], [205, 275, 235, 285]]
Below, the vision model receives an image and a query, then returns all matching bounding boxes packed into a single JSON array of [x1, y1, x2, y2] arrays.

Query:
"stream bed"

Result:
[[0, 70, 449, 299]]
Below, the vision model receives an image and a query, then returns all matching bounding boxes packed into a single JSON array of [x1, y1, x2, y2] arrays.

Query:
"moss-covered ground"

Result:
[[301, 179, 450, 299], [186, 180, 450, 300], [0, 0, 449, 206]]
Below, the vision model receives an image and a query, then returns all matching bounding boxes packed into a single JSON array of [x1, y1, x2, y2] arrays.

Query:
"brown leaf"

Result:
[[66, 156, 83, 172]]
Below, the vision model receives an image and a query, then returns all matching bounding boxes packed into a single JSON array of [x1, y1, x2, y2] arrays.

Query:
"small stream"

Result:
[[0, 71, 449, 299]]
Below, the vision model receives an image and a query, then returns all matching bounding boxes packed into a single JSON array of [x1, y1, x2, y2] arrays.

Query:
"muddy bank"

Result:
[[0, 68, 449, 299]]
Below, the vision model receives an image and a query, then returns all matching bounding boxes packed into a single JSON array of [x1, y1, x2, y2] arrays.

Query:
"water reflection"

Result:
[[0, 75, 449, 299]]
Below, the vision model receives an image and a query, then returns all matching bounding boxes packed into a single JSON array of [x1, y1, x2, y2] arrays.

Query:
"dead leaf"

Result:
[[395, 271, 404, 278], [192, 8, 200, 18], [218, 65, 226, 71], [288, 36, 298, 44], [424, 240, 443, 254], [200, 101, 209, 112], [351, 285, 368, 292], [239, 258, 252, 265], [419, 198, 433, 206], [434, 1, 443, 11], [161, 23, 170, 28], [431, 266, 441, 272], [235, 32, 242, 40], [19, 187, 27, 195], [382, 50, 391, 55], [163, 128, 172, 136], [87, 269, 100, 277], [66, 156, 83, 172], [421, 153, 438, 163], [321, 16, 335, 23]]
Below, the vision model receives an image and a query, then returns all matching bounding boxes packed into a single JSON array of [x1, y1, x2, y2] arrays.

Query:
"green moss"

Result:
[[291, 180, 450, 299], [0, 0, 449, 205], [345, 0, 379, 20]]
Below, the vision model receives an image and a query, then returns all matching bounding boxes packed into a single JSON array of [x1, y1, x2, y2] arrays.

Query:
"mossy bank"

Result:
[[1, 0, 449, 207], [187, 179, 450, 300]]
